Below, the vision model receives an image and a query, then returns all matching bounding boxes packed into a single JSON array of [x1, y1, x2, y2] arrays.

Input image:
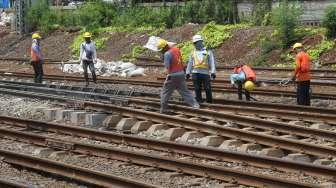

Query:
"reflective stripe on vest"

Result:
[[168, 47, 184, 74], [192, 49, 209, 69]]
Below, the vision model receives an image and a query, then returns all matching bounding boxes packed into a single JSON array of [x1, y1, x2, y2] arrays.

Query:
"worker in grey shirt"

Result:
[[186, 34, 216, 103], [156, 38, 199, 114], [80, 32, 97, 87]]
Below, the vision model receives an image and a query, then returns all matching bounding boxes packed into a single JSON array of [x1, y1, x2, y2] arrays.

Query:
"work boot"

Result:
[[85, 82, 89, 87]]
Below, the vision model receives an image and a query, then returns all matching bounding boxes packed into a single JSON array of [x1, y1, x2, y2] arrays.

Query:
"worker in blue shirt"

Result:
[[186, 34, 216, 103]]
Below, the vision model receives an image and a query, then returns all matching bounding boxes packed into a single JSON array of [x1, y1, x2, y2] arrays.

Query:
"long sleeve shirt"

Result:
[[79, 41, 97, 61], [186, 49, 216, 75]]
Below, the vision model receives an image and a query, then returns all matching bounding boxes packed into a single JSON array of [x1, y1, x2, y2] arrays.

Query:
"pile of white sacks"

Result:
[[62, 59, 145, 77], [0, 11, 13, 26]]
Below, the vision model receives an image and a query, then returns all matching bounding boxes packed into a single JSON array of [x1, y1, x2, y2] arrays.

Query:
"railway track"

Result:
[[1, 71, 336, 100], [0, 116, 331, 188], [0, 82, 335, 161], [0, 179, 32, 188], [0, 78, 335, 123]]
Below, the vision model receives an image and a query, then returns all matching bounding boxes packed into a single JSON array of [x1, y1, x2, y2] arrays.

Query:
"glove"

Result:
[[185, 74, 190, 80], [211, 73, 216, 80]]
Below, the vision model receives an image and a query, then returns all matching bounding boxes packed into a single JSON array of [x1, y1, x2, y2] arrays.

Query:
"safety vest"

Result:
[[167, 47, 184, 74], [192, 49, 209, 69], [234, 65, 256, 82], [294, 51, 310, 81], [31, 42, 40, 62]]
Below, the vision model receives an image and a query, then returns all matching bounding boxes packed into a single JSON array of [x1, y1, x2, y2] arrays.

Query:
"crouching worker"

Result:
[[156, 39, 200, 114], [31, 33, 44, 83], [186, 34, 216, 103], [230, 64, 256, 101], [80, 32, 97, 87]]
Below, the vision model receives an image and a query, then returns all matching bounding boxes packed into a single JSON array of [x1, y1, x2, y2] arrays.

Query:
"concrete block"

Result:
[[33, 148, 54, 157], [165, 172, 184, 178], [321, 182, 336, 188], [190, 117, 201, 121], [131, 121, 151, 134], [288, 120, 305, 126], [85, 113, 108, 126], [219, 139, 244, 150], [261, 131, 278, 136], [70, 111, 88, 125], [179, 131, 205, 143], [163, 128, 186, 141], [280, 135, 298, 140], [146, 124, 169, 135], [223, 122, 239, 128], [242, 127, 258, 132], [205, 120, 217, 125], [55, 109, 74, 122], [115, 117, 137, 131], [49, 151, 68, 159], [43, 108, 62, 121], [239, 143, 262, 153], [32, 106, 48, 114], [200, 136, 224, 147], [102, 114, 122, 129], [313, 159, 333, 166], [310, 123, 332, 130], [285, 153, 311, 163], [260, 148, 285, 158]]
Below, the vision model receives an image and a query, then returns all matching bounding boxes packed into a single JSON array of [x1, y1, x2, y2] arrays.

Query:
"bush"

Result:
[[271, 0, 302, 48], [323, 6, 336, 38]]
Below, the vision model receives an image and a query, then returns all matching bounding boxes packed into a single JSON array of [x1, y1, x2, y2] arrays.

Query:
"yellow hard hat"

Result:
[[83, 32, 92, 38], [293, 43, 303, 50], [156, 39, 168, 51], [243, 80, 255, 91], [32, 33, 41, 39]]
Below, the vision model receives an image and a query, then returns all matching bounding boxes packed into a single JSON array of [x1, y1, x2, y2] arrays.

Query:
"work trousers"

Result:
[[160, 75, 199, 113], [31, 60, 43, 83], [192, 73, 213, 103], [237, 81, 250, 101], [296, 80, 310, 106], [82, 60, 97, 84]]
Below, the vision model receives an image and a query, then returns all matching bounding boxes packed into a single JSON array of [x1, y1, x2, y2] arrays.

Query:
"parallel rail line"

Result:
[[1, 71, 336, 100], [0, 116, 331, 187], [0, 179, 31, 188], [0, 148, 157, 188]]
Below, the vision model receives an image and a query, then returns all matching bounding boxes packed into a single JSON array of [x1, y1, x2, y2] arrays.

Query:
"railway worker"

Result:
[[80, 32, 97, 87], [186, 34, 216, 103], [230, 64, 256, 101], [291, 43, 311, 106], [30, 33, 44, 83], [156, 38, 200, 114]]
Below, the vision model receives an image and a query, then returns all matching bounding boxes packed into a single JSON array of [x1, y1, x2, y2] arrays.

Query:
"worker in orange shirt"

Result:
[[291, 43, 311, 106], [230, 64, 256, 101]]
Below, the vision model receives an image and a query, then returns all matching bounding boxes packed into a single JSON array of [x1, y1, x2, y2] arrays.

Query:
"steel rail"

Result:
[[1, 77, 335, 117], [0, 179, 31, 188], [0, 149, 157, 188], [0, 116, 334, 179], [1, 72, 336, 100], [1, 81, 336, 157], [84, 102, 336, 158], [133, 97, 336, 123], [134, 60, 336, 73], [156, 77, 336, 87], [0, 81, 335, 141], [0, 120, 325, 188]]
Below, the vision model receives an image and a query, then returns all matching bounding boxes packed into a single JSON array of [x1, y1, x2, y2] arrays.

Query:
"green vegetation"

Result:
[[271, 0, 303, 48], [177, 22, 249, 63], [307, 39, 334, 61], [121, 44, 146, 62], [323, 5, 336, 38]]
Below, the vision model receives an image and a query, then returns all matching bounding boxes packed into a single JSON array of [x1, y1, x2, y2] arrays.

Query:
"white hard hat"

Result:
[[192, 34, 203, 43]]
